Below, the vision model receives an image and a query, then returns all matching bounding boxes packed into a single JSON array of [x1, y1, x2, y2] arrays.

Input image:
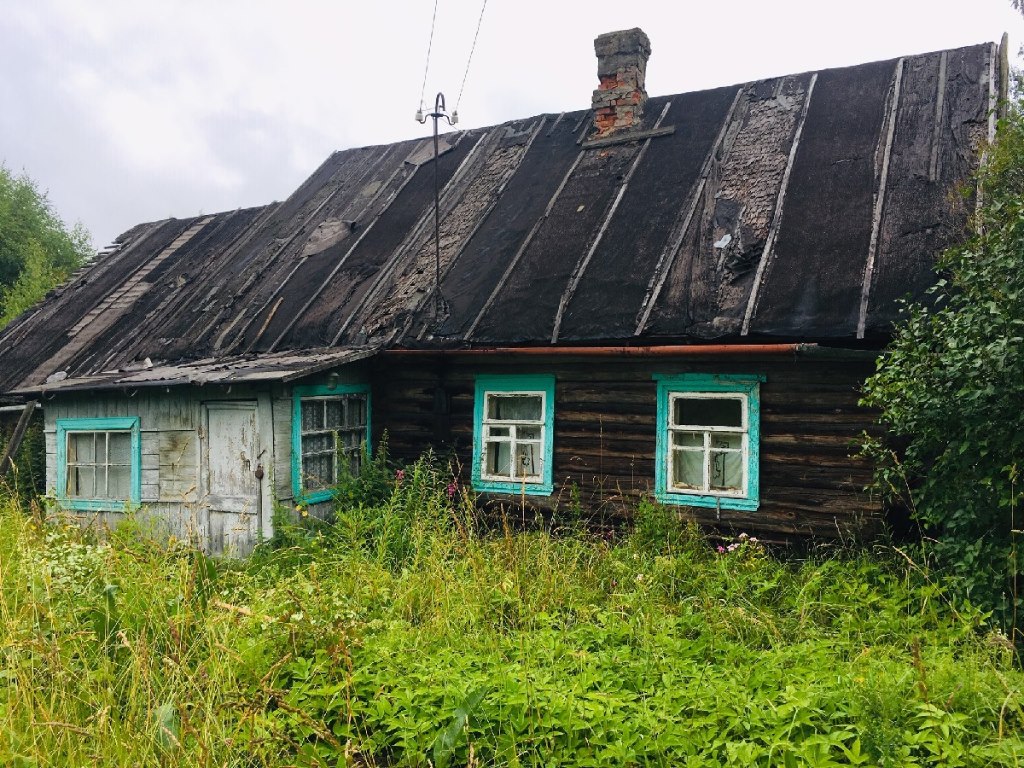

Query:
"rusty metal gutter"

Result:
[[382, 343, 879, 360]]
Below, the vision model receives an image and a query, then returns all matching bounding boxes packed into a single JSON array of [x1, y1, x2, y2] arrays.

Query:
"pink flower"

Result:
[[716, 546, 726, 554], [446, 481, 458, 499], [395, 469, 405, 482]]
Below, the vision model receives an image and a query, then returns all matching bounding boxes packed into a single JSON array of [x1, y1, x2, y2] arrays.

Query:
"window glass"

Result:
[[72, 432, 95, 463], [69, 465, 96, 497], [325, 400, 343, 429], [673, 397, 743, 428], [671, 448, 704, 489], [474, 377, 554, 494], [299, 393, 368, 492], [107, 465, 131, 499], [488, 394, 542, 422], [710, 448, 743, 491], [65, 430, 133, 501], [109, 432, 131, 464], [486, 442, 512, 476], [301, 400, 322, 431]]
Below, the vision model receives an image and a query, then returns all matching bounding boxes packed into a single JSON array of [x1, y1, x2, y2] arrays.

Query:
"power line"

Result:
[[454, 0, 488, 113], [418, 0, 440, 113]]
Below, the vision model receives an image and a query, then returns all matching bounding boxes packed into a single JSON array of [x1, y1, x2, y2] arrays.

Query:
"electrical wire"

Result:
[[454, 0, 488, 112], [418, 0, 440, 112]]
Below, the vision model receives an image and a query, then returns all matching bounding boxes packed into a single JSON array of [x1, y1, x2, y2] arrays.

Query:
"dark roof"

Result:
[[0, 42, 998, 395]]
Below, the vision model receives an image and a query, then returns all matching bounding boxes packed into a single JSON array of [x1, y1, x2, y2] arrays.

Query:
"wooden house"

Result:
[[0, 30, 1005, 553]]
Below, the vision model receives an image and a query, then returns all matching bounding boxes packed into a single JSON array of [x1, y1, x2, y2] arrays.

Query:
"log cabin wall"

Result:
[[370, 353, 881, 540]]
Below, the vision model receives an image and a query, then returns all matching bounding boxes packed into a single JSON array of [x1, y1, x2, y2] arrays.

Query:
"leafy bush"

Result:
[[862, 107, 1024, 630]]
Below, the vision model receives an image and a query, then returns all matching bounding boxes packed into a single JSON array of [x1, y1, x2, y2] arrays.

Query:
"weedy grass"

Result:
[[1, 461, 1023, 767]]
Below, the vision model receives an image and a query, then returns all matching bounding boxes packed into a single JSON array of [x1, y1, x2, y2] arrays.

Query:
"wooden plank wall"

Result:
[[43, 387, 276, 554], [370, 354, 882, 540]]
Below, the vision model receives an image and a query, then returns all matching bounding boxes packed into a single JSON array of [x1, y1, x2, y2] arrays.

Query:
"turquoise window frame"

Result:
[[55, 417, 142, 512], [654, 374, 764, 511], [472, 374, 555, 496], [291, 383, 371, 505]]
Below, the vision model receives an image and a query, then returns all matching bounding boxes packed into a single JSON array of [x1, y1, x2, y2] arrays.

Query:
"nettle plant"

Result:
[[862, 105, 1024, 629]]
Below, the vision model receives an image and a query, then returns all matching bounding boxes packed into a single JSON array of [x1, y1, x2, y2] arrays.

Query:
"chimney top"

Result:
[[592, 28, 651, 138]]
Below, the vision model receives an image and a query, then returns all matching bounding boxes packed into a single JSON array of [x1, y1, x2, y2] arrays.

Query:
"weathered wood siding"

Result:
[[43, 387, 276, 555], [370, 354, 881, 540]]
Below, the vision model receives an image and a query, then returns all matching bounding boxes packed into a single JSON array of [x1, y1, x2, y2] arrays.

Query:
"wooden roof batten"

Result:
[[857, 59, 905, 340]]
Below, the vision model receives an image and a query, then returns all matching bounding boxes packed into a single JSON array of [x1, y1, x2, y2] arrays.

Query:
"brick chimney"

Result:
[[592, 28, 651, 137]]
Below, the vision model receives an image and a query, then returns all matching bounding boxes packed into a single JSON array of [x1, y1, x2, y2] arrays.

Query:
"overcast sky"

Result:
[[3, 0, 1022, 249]]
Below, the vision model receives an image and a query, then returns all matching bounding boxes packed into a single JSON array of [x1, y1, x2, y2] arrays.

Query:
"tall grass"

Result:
[[2, 460, 1024, 766]]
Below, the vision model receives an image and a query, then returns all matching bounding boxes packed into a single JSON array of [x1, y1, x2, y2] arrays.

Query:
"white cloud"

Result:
[[2, 0, 1022, 247]]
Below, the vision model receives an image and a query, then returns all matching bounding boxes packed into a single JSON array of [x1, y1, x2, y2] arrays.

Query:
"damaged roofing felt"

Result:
[[0, 42, 999, 395]]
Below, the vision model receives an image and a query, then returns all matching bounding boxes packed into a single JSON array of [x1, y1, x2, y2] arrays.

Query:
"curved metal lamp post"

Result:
[[416, 93, 458, 319]]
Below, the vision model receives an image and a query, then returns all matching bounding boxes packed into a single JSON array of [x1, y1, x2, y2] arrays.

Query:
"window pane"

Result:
[[341, 429, 363, 450], [488, 394, 542, 422], [69, 466, 96, 498], [346, 451, 362, 477], [672, 431, 703, 448], [516, 443, 541, 478], [518, 426, 541, 441], [301, 400, 323, 431], [108, 432, 131, 464], [673, 397, 742, 428], [347, 396, 367, 427], [485, 441, 512, 478], [302, 432, 333, 455], [710, 450, 743, 491], [96, 434, 108, 464], [710, 433, 742, 451], [488, 426, 510, 438], [302, 454, 334, 490], [106, 465, 130, 499], [325, 399, 343, 428], [70, 433, 95, 463], [671, 449, 704, 490]]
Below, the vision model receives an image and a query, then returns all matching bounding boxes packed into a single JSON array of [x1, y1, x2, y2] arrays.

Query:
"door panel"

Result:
[[203, 401, 260, 555]]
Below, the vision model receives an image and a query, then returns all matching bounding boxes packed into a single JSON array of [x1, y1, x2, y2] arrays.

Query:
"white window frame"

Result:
[[479, 390, 547, 485], [666, 392, 749, 498], [472, 374, 555, 496]]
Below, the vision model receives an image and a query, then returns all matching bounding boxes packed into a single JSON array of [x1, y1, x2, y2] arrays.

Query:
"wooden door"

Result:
[[203, 401, 261, 555]]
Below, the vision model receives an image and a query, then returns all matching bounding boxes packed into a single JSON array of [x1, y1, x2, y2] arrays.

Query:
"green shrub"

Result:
[[862, 106, 1024, 631]]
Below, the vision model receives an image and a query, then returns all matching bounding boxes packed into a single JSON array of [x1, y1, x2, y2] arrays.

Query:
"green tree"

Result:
[[862, 106, 1024, 631], [0, 165, 92, 327]]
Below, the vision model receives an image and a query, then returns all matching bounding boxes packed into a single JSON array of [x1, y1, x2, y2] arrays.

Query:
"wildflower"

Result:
[[395, 469, 405, 482], [446, 480, 458, 499], [738, 532, 749, 541], [716, 545, 726, 554]]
